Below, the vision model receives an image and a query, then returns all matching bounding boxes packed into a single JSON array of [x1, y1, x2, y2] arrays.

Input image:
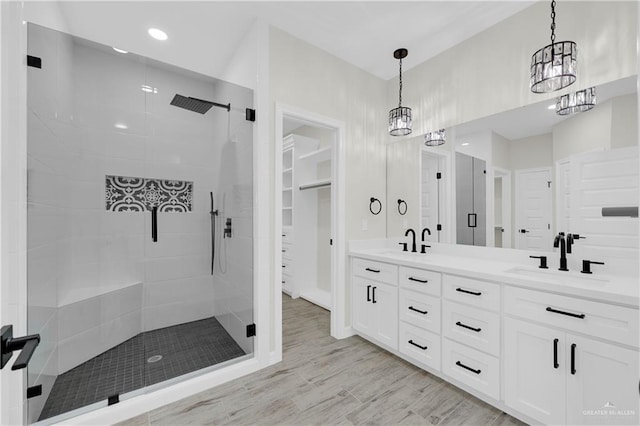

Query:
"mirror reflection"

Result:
[[386, 76, 638, 254]]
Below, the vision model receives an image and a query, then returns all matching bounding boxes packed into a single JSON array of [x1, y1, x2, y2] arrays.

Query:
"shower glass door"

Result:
[[26, 23, 254, 424]]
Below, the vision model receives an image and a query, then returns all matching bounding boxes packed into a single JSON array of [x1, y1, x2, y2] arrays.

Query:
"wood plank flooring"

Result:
[[117, 295, 525, 425]]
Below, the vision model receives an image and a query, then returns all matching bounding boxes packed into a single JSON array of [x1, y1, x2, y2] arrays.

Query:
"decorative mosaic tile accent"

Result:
[[105, 175, 193, 212]]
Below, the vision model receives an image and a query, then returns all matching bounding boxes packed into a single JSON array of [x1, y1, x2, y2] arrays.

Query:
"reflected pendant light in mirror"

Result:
[[530, 0, 576, 93], [389, 48, 412, 136], [424, 129, 446, 146], [556, 86, 596, 115]]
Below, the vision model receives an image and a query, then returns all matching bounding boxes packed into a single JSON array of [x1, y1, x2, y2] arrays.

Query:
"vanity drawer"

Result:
[[281, 228, 293, 243], [443, 275, 500, 312], [504, 287, 639, 348], [352, 258, 398, 285], [282, 257, 293, 273], [281, 242, 293, 261], [399, 266, 441, 296], [282, 272, 293, 293], [442, 301, 500, 356], [442, 338, 500, 401], [399, 289, 440, 333], [399, 322, 441, 371]]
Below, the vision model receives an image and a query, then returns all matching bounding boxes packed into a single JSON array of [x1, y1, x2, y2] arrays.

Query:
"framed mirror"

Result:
[[386, 76, 638, 257]]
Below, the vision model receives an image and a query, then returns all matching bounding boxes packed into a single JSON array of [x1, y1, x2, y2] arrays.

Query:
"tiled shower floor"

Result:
[[39, 316, 246, 421]]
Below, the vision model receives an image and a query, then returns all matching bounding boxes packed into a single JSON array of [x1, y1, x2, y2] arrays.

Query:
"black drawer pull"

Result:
[[365, 267, 380, 273], [372, 286, 377, 304], [456, 361, 481, 375], [546, 307, 585, 319], [408, 277, 428, 284], [456, 287, 481, 296], [455, 321, 481, 333], [408, 340, 427, 350], [408, 306, 428, 315], [367, 285, 371, 302], [553, 338, 559, 369], [571, 343, 577, 375]]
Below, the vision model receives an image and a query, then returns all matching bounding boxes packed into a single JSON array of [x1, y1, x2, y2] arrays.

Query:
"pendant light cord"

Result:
[[550, 0, 556, 44], [398, 57, 403, 108]]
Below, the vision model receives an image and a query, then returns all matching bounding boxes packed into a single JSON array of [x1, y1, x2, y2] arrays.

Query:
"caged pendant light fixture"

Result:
[[530, 0, 577, 93], [424, 129, 446, 146], [389, 48, 412, 136], [556, 86, 596, 115]]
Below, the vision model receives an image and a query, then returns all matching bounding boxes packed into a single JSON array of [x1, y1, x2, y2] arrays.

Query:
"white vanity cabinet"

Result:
[[397, 266, 442, 371], [351, 259, 398, 350], [504, 289, 639, 425]]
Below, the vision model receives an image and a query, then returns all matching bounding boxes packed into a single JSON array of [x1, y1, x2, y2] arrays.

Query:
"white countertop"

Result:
[[349, 240, 639, 308]]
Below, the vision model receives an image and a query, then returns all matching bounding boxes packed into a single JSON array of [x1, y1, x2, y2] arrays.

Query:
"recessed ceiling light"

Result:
[[461, 142, 470, 146], [114, 123, 128, 130], [547, 104, 556, 110], [113, 47, 128, 54], [148, 28, 168, 41], [141, 84, 158, 94]]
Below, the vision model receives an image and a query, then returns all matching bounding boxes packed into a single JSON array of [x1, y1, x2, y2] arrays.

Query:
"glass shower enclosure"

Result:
[[25, 24, 254, 423]]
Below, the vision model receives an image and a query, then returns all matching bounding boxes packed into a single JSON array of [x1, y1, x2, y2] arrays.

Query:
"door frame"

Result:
[[514, 167, 553, 250], [494, 167, 512, 248], [419, 147, 452, 243], [274, 103, 347, 358]]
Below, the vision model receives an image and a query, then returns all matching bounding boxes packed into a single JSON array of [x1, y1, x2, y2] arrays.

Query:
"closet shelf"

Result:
[[298, 146, 331, 163], [299, 178, 331, 191]]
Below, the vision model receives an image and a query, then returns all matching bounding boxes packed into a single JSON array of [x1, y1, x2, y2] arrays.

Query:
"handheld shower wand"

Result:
[[210, 192, 218, 275]]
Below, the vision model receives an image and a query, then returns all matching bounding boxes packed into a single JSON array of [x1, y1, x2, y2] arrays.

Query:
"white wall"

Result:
[[398, 1, 638, 134], [269, 26, 388, 336]]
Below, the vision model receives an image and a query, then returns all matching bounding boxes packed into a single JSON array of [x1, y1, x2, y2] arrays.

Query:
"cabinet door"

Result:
[[352, 276, 374, 336], [504, 318, 565, 425], [566, 334, 639, 425], [372, 282, 398, 350]]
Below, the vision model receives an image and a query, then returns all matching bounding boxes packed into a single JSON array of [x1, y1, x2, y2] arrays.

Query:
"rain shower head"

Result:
[[170, 94, 230, 114]]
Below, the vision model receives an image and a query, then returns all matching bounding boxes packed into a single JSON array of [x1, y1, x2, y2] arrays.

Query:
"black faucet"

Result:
[[553, 232, 569, 271], [404, 229, 417, 253], [420, 228, 431, 254], [566, 233, 583, 254]]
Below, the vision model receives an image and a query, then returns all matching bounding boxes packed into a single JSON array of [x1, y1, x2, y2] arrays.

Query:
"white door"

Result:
[[351, 276, 374, 336], [515, 168, 553, 250], [566, 334, 639, 425], [372, 282, 398, 350], [504, 318, 566, 425], [421, 152, 439, 242]]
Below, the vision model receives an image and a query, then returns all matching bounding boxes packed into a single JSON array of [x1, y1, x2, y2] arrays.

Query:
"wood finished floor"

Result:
[[117, 295, 525, 425]]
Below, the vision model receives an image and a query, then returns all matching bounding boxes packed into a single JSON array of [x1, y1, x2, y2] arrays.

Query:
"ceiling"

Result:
[[57, 1, 535, 81]]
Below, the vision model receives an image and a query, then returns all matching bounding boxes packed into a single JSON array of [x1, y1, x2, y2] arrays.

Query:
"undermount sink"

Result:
[[505, 266, 610, 285]]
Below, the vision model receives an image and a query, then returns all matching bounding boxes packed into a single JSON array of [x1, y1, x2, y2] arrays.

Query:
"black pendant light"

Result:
[[530, 0, 577, 93], [389, 48, 412, 136], [424, 129, 446, 146]]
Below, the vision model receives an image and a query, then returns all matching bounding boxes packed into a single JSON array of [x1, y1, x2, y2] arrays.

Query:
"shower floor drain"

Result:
[[147, 355, 163, 363]]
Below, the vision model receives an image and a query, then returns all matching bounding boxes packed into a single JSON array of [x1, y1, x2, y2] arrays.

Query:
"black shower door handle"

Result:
[[468, 213, 477, 228], [151, 206, 158, 242]]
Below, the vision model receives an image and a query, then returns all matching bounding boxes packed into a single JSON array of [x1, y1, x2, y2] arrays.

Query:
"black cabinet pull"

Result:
[[408, 306, 428, 315], [372, 287, 377, 304], [365, 267, 380, 273], [456, 287, 481, 296], [456, 361, 481, 375], [366, 285, 371, 302], [546, 307, 585, 319], [553, 338, 559, 369], [151, 206, 158, 242], [408, 277, 428, 284], [408, 340, 427, 350], [571, 343, 576, 375], [455, 321, 481, 333]]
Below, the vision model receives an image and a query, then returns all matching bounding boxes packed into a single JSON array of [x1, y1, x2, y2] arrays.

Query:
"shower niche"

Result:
[[25, 24, 255, 423]]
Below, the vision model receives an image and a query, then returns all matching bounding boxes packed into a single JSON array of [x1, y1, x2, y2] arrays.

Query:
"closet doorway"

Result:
[[275, 104, 346, 356]]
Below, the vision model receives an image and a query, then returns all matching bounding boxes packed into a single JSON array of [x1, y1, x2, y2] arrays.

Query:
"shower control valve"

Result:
[[224, 218, 232, 238]]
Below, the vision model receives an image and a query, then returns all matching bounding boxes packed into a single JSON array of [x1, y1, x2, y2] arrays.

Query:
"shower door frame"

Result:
[[0, 15, 273, 425], [274, 103, 348, 359]]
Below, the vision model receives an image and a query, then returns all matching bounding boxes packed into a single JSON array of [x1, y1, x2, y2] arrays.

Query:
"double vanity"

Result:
[[349, 240, 639, 425]]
